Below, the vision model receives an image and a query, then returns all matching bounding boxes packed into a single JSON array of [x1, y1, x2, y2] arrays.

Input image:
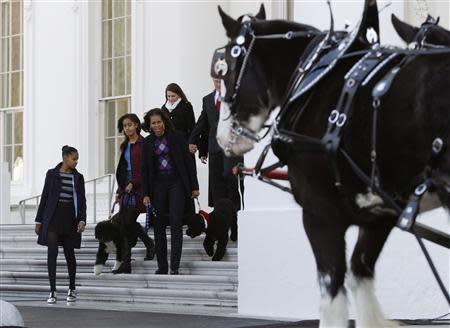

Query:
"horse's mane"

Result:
[[251, 19, 320, 36]]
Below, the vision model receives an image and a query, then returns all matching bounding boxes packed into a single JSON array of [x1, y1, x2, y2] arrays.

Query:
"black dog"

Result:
[[185, 199, 236, 261], [94, 208, 154, 275]]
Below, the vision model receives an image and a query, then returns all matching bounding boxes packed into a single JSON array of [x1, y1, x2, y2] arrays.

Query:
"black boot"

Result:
[[145, 245, 155, 261], [155, 268, 168, 275], [112, 262, 131, 274], [135, 222, 155, 261]]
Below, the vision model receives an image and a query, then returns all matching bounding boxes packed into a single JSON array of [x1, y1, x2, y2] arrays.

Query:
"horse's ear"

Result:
[[218, 5, 240, 38], [391, 14, 419, 44], [356, 0, 380, 44], [255, 4, 266, 20]]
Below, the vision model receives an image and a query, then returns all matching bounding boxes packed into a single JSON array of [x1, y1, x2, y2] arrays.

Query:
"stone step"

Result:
[[0, 224, 200, 234], [0, 284, 237, 307], [0, 247, 238, 262], [0, 271, 238, 291], [0, 259, 238, 276], [0, 235, 238, 249]]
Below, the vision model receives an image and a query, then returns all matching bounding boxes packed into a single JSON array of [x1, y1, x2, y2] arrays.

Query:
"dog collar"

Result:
[[199, 210, 210, 229]]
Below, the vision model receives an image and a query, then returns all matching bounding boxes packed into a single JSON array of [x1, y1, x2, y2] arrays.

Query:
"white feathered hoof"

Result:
[[0, 300, 25, 327], [347, 274, 398, 328], [112, 261, 122, 271], [94, 264, 103, 276]]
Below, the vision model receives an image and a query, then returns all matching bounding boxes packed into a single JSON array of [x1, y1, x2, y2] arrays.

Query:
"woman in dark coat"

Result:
[[162, 83, 197, 214], [142, 108, 199, 275], [34, 146, 86, 304], [161, 83, 196, 142], [114, 113, 155, 274]]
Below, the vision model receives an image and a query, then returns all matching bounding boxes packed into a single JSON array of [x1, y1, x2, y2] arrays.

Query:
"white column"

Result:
[[86, 1, 102, 179], [0, 162, 11, 224], [21, 0, 35, 199], [26, 1, 90, 196]]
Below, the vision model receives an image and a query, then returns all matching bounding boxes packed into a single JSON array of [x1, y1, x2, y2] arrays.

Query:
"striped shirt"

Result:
[[59, 172, 74, 202]]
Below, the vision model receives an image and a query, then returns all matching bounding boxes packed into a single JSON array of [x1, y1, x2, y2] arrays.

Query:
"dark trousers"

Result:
[[209, 152, 242, 210], [47, 202, 77, 292], [153, 175, 185, 271], [47, 231, 76, 292]]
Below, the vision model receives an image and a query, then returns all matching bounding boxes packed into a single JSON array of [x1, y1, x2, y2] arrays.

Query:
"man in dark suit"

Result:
[[189, 79, 243, 241]]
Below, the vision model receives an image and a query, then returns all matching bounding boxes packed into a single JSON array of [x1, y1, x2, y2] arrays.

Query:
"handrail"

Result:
[[18, 174, 115, 224]]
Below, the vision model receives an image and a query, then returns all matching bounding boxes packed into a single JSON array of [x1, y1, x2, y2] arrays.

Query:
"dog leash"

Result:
[[145, 203, 158, 233], [109, 201, 118, 220]]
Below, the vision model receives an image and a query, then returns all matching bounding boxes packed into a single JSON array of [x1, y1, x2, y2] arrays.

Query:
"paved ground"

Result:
[[16, 304, 280, 328], [11, 301, 450, 328]]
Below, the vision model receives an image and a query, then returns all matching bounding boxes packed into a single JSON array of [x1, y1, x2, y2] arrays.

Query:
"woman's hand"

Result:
[[77, 222, 86, 233], [143, 196, 151, 207], [125, 183, 133, 193], [115, 193, 120, 203], [191, 190, 200, 198], [35, 224, 41, 235]]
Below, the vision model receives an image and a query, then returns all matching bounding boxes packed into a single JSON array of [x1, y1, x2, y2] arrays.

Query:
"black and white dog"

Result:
[[185, 199, 236, 261], [94, 208, 154, 275]]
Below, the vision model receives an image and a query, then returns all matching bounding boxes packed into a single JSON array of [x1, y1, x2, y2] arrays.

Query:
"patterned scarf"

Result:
[[154, 136, 172, 173]]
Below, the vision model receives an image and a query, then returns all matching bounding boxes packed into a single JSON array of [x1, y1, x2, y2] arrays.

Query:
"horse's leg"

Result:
[[348, 223, 397, 328], [303, 210, 349, 328]]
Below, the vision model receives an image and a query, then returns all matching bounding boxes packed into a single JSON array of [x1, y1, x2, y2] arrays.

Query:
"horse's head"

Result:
[[212, 4, 320, 157], [392, 14, 450, 48]]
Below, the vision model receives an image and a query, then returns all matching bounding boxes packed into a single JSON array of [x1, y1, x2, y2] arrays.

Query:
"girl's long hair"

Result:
[[142, 108, 175, 134], [165, 83, 190, 103], [117, 113, 142, 151]]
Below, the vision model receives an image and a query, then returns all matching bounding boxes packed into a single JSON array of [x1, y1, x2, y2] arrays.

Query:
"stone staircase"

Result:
[[0, 224, 238, 309]]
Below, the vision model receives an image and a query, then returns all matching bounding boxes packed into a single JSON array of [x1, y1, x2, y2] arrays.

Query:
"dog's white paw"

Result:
[[94, 264, 103, 276], [112, 261, 122, 271]]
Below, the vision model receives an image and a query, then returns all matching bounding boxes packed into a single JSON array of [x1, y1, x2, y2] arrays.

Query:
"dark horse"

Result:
[[214, 1, 450, 327]]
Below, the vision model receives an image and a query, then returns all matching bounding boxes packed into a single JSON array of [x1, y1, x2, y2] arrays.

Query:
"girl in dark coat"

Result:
[[142, 108, 199, 275], [161, 83, 196, 142], [114, 113, 155, 274], [34, 146, 86, 304]]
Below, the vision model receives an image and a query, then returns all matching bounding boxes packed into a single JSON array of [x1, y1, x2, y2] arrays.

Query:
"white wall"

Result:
[[293, 0, 405, 46], [405, 0, 449, 29]]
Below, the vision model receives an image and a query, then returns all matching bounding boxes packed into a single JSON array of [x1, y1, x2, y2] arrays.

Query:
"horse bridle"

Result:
[[210, 18, 322, 150]]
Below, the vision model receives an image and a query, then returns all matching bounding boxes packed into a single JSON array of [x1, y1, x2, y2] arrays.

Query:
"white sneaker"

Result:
[[47, 291, 57, 304], [67, 289, 77, 302]]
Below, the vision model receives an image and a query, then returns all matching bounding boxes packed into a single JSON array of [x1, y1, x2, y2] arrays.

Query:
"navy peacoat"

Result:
[[35, 163, 86, 249]]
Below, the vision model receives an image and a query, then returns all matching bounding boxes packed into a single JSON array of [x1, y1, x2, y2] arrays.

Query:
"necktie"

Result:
[[215, 98, 221, 113]]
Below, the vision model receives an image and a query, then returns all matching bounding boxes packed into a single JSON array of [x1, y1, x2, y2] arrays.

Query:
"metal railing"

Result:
[[18, 174, 115, 224]]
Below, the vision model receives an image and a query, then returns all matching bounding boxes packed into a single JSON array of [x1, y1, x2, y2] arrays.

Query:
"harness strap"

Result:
[[321, 50, 396, 191]]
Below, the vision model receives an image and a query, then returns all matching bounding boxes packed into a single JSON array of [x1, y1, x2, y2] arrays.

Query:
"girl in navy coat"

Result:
[[34, 146, 86, 304], [142, 108, 199, 275]]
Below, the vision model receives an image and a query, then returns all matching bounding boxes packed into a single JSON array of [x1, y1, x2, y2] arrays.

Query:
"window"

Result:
[[0, 0, 24, 182], [101, 0, 131, 174]]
